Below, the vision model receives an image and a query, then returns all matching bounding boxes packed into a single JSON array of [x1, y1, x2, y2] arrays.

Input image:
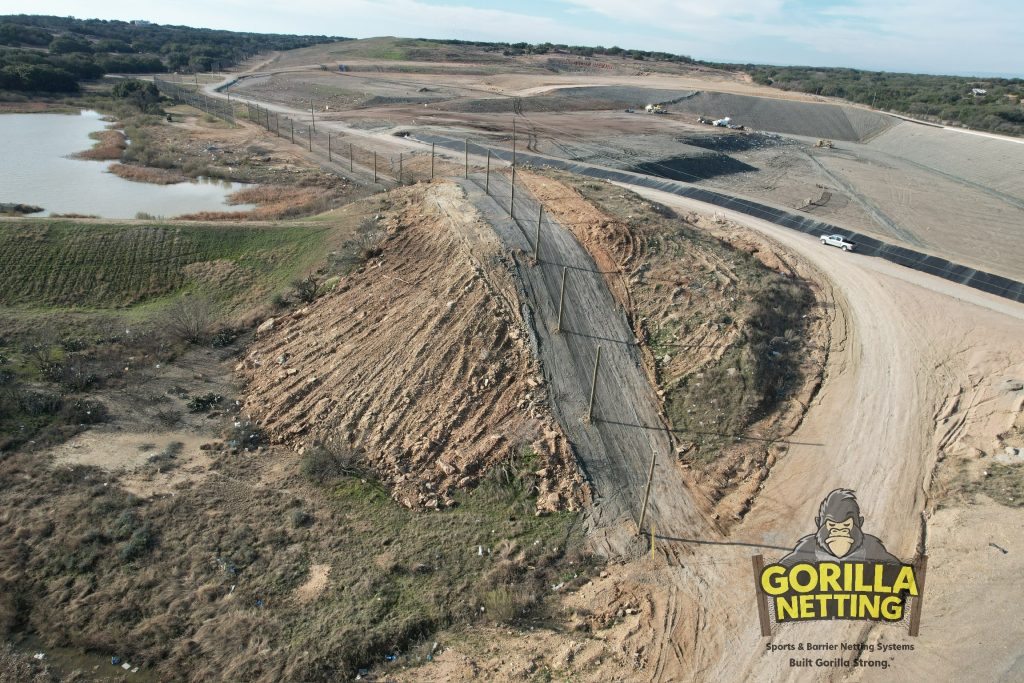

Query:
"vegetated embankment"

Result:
[[0, 219, 331, 310]]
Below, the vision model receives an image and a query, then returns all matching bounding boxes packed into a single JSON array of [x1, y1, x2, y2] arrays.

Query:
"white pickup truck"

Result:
[[819, 234, 856, 252]]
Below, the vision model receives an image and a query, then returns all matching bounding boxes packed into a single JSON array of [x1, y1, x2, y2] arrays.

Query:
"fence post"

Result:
[[534, 206, 543, 262], [556, 266, 567, 333], [485, 150, 491, 194], [431, 142, 435, 180], [290, 119, 294, 144], [465, 138, 469, 178], [399, 153, 403, 184], [510, 166, 516, 219], [753, 555, 772, 637], [373, 151, 377, 183], [638, 444, 658, 533], [308, 125, 312, 152], [328, 134, 332, 162], [512, 118, 517, 167], [587, 346, 602, 422], [310, 99, 315, 132], [350, 143, 354, 172]]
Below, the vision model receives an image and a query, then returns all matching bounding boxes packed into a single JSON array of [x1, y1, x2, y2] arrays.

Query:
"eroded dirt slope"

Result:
[[239, 182, 585, 512]]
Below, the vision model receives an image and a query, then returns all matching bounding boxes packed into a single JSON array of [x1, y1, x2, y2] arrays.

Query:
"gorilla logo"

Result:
[[780, 489, 900, 566]]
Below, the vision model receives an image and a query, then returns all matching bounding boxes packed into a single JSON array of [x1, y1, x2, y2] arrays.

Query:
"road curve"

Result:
[[622, 184, 1024, 681]]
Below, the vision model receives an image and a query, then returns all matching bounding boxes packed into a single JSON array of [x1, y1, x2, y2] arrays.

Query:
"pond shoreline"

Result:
[[0, 109, 256, 219]]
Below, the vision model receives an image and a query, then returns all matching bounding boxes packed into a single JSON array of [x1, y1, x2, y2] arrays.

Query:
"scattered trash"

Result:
[[385, 654, 397, 662], [255, 598, 264, 608], [990, 542, 1009, 554], [121, 662, 131, 670], [111, 657, 121, 666], [33, 652, 45, 661], [477, 545, 483, 556], [551, 582, 565, 591]]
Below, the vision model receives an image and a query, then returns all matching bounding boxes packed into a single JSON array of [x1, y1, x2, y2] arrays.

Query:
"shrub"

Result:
[[187, 392, 223, 413], [120, 524, 155, 561], [62, 399, 108, 425], [291, 275, 321, 304], [165, 297, 215, 344], [300, 442, 363, 484]]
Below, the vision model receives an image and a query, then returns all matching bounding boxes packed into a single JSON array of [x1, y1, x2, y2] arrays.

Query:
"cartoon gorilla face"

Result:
[[815, 489, 865, 558]]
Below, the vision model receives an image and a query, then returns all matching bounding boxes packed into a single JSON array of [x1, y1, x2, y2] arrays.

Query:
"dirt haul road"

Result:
[[454, 176, 713, 556], [625, 185, 1024, 681]]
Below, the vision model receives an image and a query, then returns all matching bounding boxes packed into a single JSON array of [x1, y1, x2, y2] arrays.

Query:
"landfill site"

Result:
[[194, 40, 1024, 681], [9, 35, 1023, 682]]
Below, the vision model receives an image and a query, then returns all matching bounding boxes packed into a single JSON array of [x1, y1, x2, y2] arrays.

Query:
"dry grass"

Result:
[[178, 185, 335, 221], [107, 163, 187, 185], [71, 128, 126, 161]]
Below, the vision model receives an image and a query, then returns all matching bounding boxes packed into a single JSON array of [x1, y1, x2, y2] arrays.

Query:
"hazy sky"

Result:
[[2, 0, 1022, 76]]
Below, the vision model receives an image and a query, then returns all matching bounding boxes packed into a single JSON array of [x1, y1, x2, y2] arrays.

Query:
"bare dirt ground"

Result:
[[238, 182, 585, 513], [48, 346, 240, 499], [219, 44, 1024, 283]]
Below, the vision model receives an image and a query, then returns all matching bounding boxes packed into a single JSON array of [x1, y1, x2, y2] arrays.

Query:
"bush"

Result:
[[62, 399, 108, 425], [120, 524, 154, 561], [187, 392, 223, 413], [165, 297, 215, 344], [291, 275, 321, 304], [301, 442, 364, 484]]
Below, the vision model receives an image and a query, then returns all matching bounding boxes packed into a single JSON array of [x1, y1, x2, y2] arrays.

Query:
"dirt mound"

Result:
[[674, 91, 893, 141], [518, 172, 824, 525], [239, 182, 585, 512]]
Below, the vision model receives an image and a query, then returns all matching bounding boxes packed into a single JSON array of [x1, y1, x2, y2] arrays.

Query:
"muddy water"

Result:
[[0, 110, 253, 218]]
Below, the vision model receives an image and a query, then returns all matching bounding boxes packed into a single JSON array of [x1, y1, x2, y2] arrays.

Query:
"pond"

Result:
[[0, 110, 254, 219]]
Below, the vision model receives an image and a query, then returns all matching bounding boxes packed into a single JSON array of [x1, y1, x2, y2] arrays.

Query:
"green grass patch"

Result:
[[0, 219, 331, 309]]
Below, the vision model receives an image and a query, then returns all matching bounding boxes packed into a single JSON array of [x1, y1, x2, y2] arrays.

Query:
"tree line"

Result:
[[0, 14, 342, 93], [726, 64, 1024, 137]]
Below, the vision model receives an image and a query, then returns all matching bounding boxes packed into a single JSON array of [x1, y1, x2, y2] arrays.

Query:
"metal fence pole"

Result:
[[587, 346, 602, 422], [534, 206, 543, 262], [485, 150, 491, 194], [431, 142, 435, 180], [350, 143, 354, 172], [510, 166, 516, 219], [556, 266, 567, 333]]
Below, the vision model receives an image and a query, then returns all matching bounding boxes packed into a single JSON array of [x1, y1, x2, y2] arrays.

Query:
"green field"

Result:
[[0, 219, 331, 310]]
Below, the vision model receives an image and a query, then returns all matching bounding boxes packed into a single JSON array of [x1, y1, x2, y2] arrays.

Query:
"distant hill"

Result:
[[0, 14, 345, 93]]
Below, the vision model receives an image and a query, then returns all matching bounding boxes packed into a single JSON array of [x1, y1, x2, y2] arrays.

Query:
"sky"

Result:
[[2, 0, 1022, 77]]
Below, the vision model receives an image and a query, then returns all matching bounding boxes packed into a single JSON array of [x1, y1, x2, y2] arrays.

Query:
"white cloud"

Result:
[[4, 0, 1022, 74], [561, 0, 1024, 73]]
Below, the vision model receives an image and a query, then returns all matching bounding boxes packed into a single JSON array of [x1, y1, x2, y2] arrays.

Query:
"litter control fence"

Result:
[[414, 133, 1024, 305], [148, 84, 1024, 304], [154, 78, 235, 123]]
